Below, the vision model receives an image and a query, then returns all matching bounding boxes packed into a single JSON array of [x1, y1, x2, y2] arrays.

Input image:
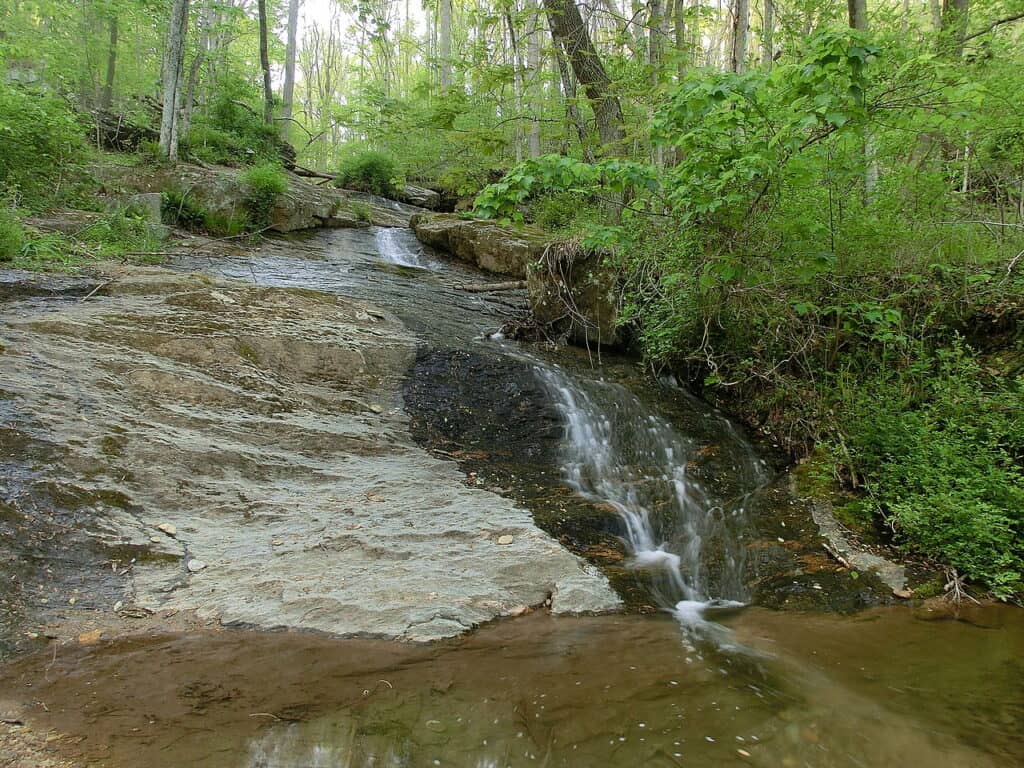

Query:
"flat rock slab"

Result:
[[0, 266, 618, 643], [411, 213, 549, 277]]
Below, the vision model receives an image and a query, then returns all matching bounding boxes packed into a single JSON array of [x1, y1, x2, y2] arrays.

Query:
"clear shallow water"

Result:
[[2, 608, 1020, 768]]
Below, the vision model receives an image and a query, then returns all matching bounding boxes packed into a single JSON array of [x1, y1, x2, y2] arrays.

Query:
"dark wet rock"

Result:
[[410, 213, 549, 277], [527, 242, 623, 348]]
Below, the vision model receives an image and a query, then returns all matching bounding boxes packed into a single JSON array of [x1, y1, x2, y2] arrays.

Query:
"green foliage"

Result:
[[161, 189, 208, 231], [0, 209, 27, 261], [335, 150, 401, 197], [349, 201, 373, 223], [184, 80, 283, 166], [0, 82, 86, 208], [840, 343, 1024, 597], [241, 162, 287, 227]]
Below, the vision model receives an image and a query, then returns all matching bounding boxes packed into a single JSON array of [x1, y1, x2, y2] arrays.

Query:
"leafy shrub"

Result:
[[183, 80, 282, 166], [335, 151, 400, 196], [161, 189, 208, 230], [241, 162, 287, 227], [0, 208, 27, 261], [840, 342, 1024, 597], [0, 82, 85, 207], [76, 208, 164, 256]]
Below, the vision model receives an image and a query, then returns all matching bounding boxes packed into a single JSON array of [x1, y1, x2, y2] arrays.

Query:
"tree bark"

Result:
[[159, 0, 190, 160], [527, 0, 543, 157], [439, 0, 452, 88], [761, 0, 773, 70], [846, 0, 877, 202], [674, 0, 687, 78], [940, 0, 970, 57], [729, 0, 749, 73], [542, 0, 625, 154], [99, 14, 117, 111], [847, 0, 867, 31], [282, 0, 301, 139], [257, 0, 273, 125]]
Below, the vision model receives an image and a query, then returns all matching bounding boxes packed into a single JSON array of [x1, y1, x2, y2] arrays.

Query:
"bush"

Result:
[[335, 151, 400, 196], [0, 209, 27, 261], [182, 80, 283, 166], [839, 342, 1024, 597], [0, 82, 85, 208], [161, 189, 208, 230], [241, 163, 287, 227]]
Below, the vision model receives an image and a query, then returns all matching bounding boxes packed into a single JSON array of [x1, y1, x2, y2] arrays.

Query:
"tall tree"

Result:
[[257, 0, 273, 125], [674, 0, 687, 79], [527, 0, 543, 157], [542, 0, 625, 153], [159, 0, 191, 160], [847, 0, 877, 199], [940, 0, 970, 57], [439, 0, 453, 87], [729, 0, 749, 72], [281, 0, 301, 139], [761, 0, 774, 70], [98, 11, 117, 111]]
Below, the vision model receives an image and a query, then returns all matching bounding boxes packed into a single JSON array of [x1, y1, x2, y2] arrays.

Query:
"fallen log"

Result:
[[457, 280, 527, 293], [293, 165, 337, 181]]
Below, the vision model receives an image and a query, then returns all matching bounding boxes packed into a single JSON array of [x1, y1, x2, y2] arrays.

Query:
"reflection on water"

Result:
[[3, 609, 1020, 768]]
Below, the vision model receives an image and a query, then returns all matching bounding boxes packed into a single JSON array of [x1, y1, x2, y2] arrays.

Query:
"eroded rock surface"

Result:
[[0, 266, 619, 647], [410, 213, 549, 277]]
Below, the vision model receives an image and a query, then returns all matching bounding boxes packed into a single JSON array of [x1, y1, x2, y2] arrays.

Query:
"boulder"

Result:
[[400, 184, 442, 211], [527, 242, 623, 348], [411, 213, 549, 277]]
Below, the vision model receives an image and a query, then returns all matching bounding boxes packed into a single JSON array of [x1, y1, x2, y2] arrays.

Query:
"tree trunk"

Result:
[[159, 0, 190, 160], [729, 0, 749, 72], [761, 0, 773, 69], [281, 0, 301, 139], [179, 2, 211, 144], [940, 0, 969, 57], [542, 0, 625, 154], [98, 14, 117, 110], [549, 17, 592, 160], [674, 0, 687, 78], [257, 0, 273, 125], [439, 0, 452, 88], [847, 0, 867, 31], [527, 0, 543, 157], [846, 0, 877, 202]]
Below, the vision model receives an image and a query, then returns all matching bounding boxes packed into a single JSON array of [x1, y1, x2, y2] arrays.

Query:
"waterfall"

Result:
[[375, 227, 426, 268], [534, 364, 765, 632]]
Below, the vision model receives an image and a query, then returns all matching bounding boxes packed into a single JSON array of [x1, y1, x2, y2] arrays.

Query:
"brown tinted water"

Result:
[[2, 606, 1020, 767]]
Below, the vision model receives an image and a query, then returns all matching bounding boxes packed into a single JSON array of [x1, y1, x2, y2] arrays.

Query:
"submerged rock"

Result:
[[0, 265, 619, 645], [410, 213, 549, 277]]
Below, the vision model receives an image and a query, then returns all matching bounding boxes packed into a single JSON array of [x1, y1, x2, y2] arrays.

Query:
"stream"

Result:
[[1, 226, 1022, 767]]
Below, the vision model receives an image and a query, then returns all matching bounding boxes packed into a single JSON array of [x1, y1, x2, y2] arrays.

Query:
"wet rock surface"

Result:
[[0, 263, 619, 652]]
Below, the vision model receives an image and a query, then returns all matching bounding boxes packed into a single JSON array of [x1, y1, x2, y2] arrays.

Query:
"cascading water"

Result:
[[533, 363, 769, 635], [374, 227, 429, 268]]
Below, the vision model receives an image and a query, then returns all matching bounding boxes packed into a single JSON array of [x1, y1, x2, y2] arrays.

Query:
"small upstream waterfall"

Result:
[[534, 364, 766, 630], [375, 227, 428, 268]]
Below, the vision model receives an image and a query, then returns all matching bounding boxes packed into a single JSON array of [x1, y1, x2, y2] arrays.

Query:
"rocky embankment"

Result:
[[0, 266, 619, 654], [88, 161, 431, 232]]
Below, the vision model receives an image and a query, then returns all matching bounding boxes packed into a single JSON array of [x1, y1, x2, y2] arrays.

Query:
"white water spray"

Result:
[[375, 227, 427, 268], [534, 364, 765, 634]]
